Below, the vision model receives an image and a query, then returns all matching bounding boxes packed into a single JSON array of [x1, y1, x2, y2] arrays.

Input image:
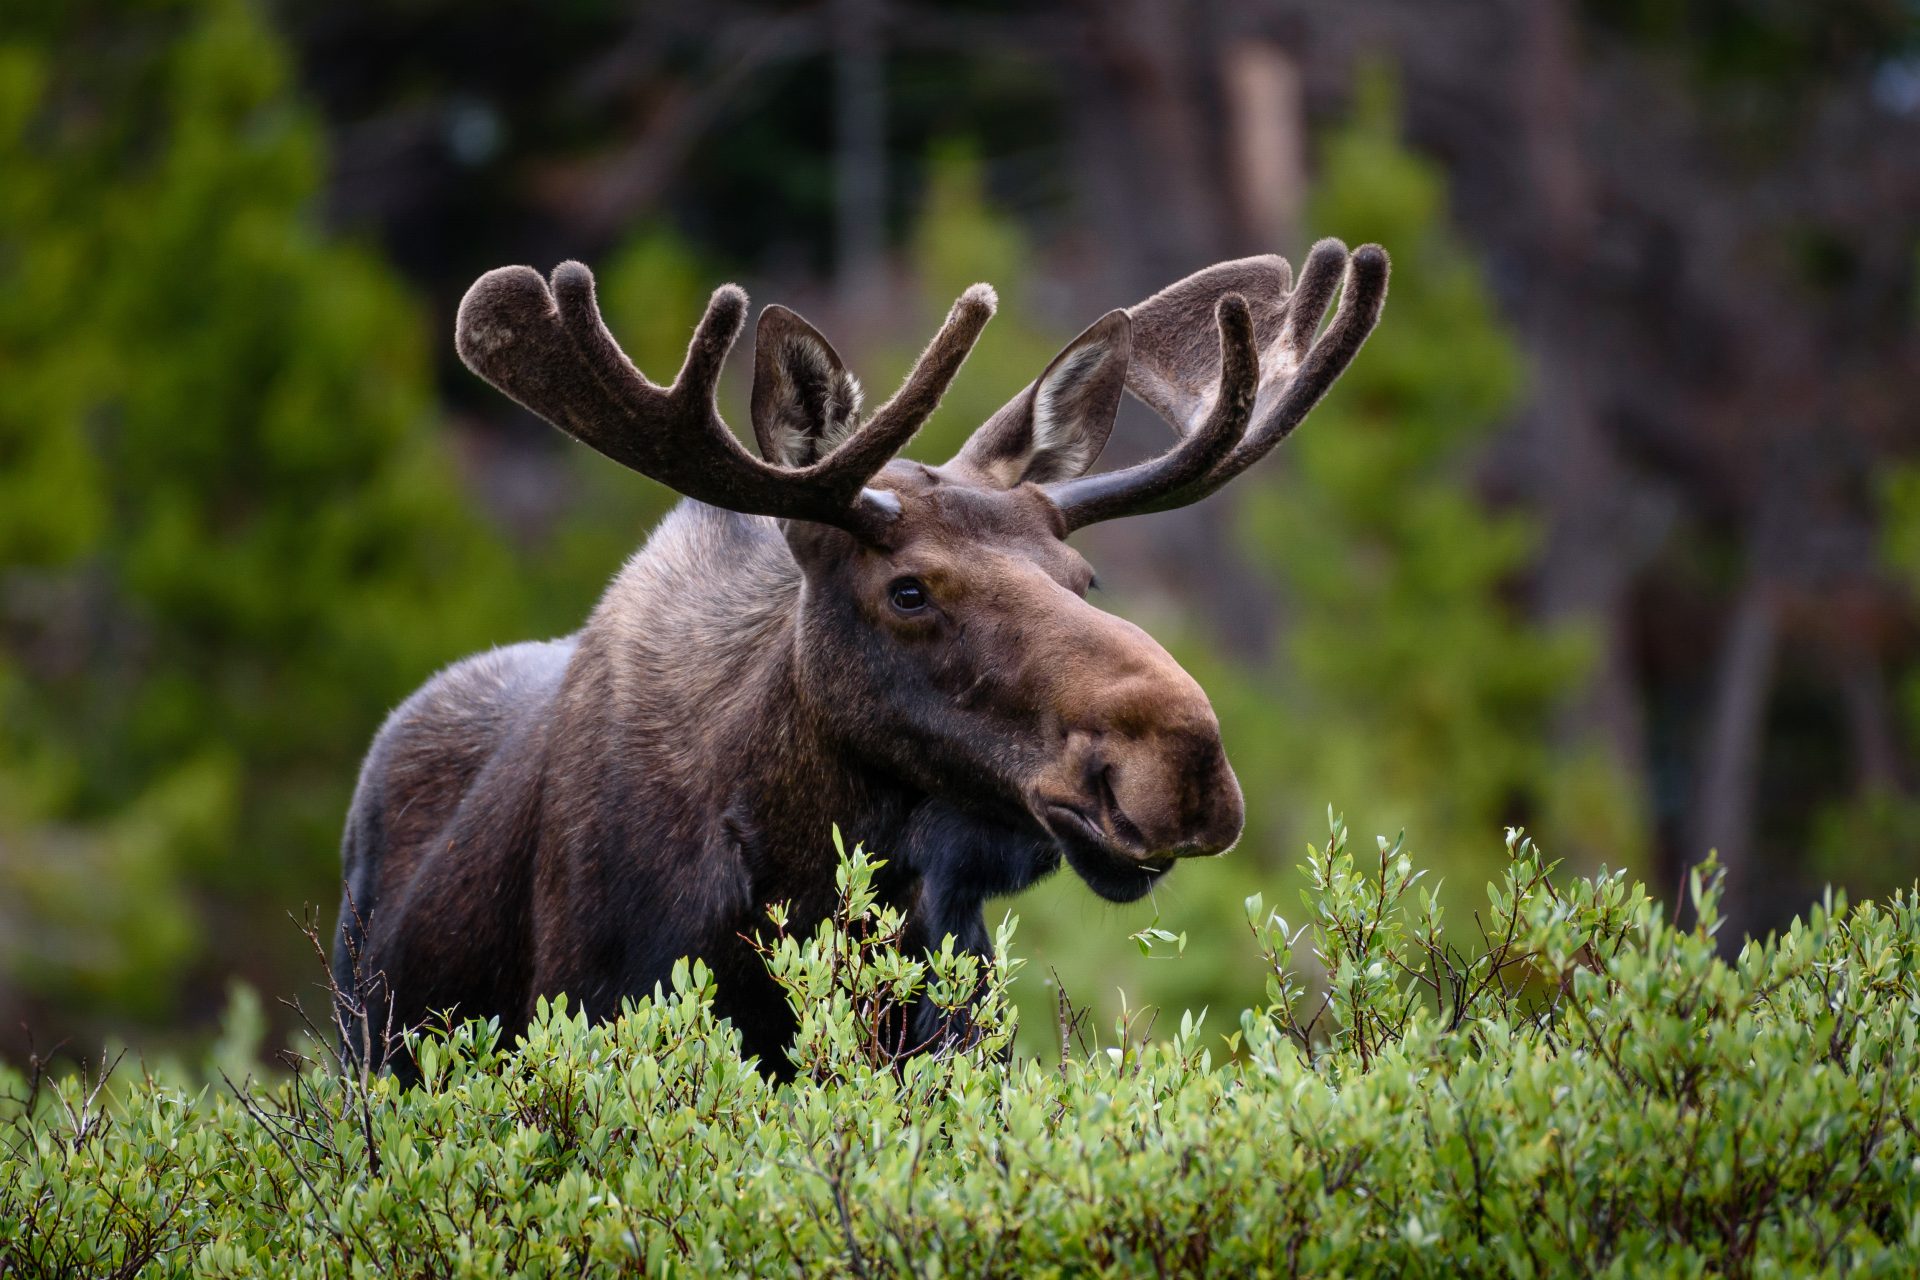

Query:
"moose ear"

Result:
[[750, 305, 864, 467], [952, 310, 1131, 487]]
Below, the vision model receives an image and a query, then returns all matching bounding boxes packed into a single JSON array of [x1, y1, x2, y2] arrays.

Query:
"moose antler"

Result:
[[1042, 240, 1389, 530], [1036, 294, 1260, 527], [456, 261, 995, 540]]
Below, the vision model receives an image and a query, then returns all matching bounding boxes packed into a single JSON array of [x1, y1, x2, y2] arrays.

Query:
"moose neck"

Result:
[[573, 503, 914, 899]]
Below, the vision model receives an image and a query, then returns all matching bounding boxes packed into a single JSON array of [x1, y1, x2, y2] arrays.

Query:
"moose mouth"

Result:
[[1041, 802, 1174, 903]]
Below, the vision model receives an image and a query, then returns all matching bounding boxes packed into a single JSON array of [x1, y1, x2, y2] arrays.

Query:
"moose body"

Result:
[[337, 499, 1067, 1066], [334, 242, 1387, 1073]]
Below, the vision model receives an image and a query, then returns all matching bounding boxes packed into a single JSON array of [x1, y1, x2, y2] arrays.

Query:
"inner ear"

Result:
[[750, 305, 864, 467], [952, 310, 1131, 488]]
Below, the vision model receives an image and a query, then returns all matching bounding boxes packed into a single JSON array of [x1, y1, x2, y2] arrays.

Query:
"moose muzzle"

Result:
[[1028, 605, 1244, 895]]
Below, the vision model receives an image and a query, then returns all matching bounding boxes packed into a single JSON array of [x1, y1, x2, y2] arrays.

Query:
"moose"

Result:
[[332, 239, 1388, 1073]]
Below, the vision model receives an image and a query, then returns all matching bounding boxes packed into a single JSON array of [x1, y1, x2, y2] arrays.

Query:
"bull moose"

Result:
[[332, 240, 1388, 1073]]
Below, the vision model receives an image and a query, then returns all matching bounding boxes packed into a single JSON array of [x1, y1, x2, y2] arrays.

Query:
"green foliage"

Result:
[[752, 831, 1021, 1078], [0, 0, 528, 1022], [6, 826, 1918, 1276]]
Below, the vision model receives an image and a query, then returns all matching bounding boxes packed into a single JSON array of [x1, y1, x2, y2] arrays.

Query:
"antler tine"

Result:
[[1276, 238, 1350, 369], [808, 283, 998, 481], [546, 263, 757, 499], [457, 262, 760, 501], [1042, 294, 1259, 529], [456, 263, 645, 459], [1185, 242, 1389, 500]]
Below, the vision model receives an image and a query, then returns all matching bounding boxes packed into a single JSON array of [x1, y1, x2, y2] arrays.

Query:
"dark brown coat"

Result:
[[332, 242, 1388, 1073]]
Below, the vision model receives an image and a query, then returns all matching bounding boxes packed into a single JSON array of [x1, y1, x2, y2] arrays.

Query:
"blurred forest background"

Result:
[[2, 0, 1918, 1061]]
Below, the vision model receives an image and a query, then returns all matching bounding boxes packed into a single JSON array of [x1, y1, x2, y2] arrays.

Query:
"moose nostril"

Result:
[[1095, 765, 1152, 851]]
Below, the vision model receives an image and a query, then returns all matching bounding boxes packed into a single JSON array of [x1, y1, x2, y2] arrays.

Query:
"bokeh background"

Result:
[[3, 0, 1918, 1062]]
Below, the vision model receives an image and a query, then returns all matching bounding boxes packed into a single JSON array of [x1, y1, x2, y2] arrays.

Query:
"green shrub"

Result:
[[4, 820, 1917, 1277]]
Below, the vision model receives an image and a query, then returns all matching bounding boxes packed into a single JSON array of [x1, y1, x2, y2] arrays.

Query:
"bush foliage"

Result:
[[5, 823, 1917, 1277]]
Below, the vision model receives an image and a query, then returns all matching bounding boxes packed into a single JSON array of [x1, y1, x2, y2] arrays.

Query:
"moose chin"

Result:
[[331, 240, 1388, 1077]]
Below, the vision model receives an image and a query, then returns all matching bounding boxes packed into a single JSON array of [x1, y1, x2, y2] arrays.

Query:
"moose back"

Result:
[[332, 241, 1388, 1074]]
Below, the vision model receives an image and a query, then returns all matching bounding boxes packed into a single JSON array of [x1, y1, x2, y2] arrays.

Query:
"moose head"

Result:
[[453, 243, 1386, 905], [335, 241, 1386, 1074]]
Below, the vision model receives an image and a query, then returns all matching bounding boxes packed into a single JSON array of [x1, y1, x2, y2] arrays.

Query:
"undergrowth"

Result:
[[3, 817, 1918, 1277]]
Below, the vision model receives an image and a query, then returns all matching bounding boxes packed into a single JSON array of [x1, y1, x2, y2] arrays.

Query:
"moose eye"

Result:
[[888, 577, 931, 614]]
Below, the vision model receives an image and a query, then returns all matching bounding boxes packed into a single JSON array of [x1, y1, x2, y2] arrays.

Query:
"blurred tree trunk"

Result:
[[834, 0, 888, 314], [1838, 645, 1904, 795], [1690, 576, 1781, 932], [1511, 0, 1661, 849], [1064, 0, 1226, 294], [1222, 38, 1306, 254]]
